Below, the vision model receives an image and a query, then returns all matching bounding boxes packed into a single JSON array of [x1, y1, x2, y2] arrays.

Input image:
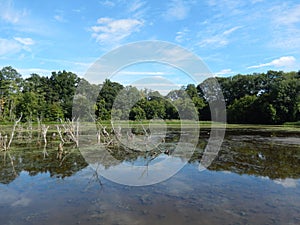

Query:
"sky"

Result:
[[0, 0, 299, 86]]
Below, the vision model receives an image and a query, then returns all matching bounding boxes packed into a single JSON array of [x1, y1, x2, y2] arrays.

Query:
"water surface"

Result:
[[0, 129, 300, 225]]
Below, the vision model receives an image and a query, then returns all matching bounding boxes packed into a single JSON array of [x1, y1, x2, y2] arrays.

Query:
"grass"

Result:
[[93, 120, 300, 133], [1, 120, 299, 133], [284, 121, 300, 126], [222, 123, 300, 133]]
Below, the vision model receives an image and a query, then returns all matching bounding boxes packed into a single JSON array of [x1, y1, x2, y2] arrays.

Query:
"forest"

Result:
[[0, 66, 299, 125]]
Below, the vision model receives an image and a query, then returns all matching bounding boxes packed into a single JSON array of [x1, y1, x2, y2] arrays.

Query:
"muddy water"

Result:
[[0, 130, 300, 225]]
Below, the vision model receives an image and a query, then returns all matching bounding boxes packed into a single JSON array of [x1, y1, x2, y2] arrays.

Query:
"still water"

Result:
[[0, 129, 300, 225]]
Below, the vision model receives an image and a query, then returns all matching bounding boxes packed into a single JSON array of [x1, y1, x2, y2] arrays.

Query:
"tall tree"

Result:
[[50, 71, 80, 119], [95, 79, 123, 120], [0, 66, 23, 121]]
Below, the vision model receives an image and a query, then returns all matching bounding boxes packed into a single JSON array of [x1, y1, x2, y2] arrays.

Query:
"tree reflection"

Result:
[[0, 145, 88, 184], [0, 133, 299, 184]]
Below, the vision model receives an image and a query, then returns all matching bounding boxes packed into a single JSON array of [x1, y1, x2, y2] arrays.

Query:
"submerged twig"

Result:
[[57, 142, 64, 161], [85, 163, 103, 191], [6, 152, 18, 177], [43, 143, 48, 159], [58, 144, 77, 166]]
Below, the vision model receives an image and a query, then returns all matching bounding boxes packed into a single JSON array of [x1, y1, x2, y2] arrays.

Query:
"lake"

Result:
[[0, 128, 300, 225]]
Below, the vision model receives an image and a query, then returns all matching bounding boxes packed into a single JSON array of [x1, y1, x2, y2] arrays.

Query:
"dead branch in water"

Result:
[[37, 117, 42, 145], [4, 114, 22, 151], [56, 125, 65, 144], [41, 124, 49, 145], [27, 118, 33, 140], [16, 123, 23, 140], [5, 151, 18, 177], [89, 112, 117, 146], [58, 144, 77, 166], [43, 142, 48, 159], [56, 118, 79, 147], [57, 142, 64, 160], [96, 121, 120, 147], [0, 134, 7, 150]]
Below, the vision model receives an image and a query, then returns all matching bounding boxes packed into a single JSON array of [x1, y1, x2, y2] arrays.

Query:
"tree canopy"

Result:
[[0, 66, 299, 124]]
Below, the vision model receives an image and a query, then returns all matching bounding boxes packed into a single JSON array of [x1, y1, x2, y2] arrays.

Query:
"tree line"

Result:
[[0, 66, 299, 124]]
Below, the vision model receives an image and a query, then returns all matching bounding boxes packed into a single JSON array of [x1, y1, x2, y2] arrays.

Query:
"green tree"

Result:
[[269, 78, 300, 123], [73, 78, 100, 120], [95, 99, 110, 120], [20, 74, 48, 120], [140, 99, 165, 119], [111, 86, 142, 120], [129, 106, 146, 120], [186, 84, 198, 98], [47, 102, 64, 121], [0, 66, 23, 121], [95, 79, 123, 120], [228, 95, 258, 124], [164, 100, 179, 119], [50, 70, 80, 119], [254, 96, 277, 124], [16, 92, 40, 121]]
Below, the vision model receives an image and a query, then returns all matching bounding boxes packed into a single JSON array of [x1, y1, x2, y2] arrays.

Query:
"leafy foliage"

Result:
[[0, 66, 299, 124]]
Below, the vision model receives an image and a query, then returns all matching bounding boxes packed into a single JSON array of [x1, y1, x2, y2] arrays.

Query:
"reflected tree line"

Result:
[[209, 137, 300, 179], [1, 132, 300, 184], [0, 145, 88, 184]]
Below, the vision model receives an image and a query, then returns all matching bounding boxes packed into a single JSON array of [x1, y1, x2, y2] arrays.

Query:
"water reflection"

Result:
[[0, 145, 88, 184], [209, 134, 300, 180], [0, 130, 300, 225], [0, 131, 299, 184]]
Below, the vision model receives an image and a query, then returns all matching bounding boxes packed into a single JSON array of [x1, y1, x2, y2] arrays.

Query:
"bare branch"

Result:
[[6, 113, 22, 150]]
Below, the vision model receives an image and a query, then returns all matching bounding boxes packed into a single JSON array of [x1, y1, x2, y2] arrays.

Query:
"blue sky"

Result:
[[0, 0, 299, 85]]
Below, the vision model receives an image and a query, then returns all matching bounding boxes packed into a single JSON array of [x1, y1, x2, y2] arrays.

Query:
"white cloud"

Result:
[[275, 4, 300, 26], [54, 9, 67, 23], [11, 197, 31, 207], [72, 9, 82, 13], [198, 36, 228, 48], [250, 0, 264, 4], [100, 0, 116, 8], [128, 0, 145, 13], [14, 37, 34, 45], [131, 77, 181, 95], [0, 38, 22, 56], [247, 56, 296, 69], [274, 178, 297, 188], [127, 0, 147, 19], [17, 68, 54, 77], [0, 36, 35, 56], [206, 0, 243, 11], [271, 31, 300, 49], [215, 69, 233, 76], [175, 31, 184, 43], [197, 26, 242, 48], [270, 4, 300, 49], [117, 71, 167, 76], [54, 14, 66, 23], [164, 0, 190, 21], [91, 17, 143, 45], [222, 26, 242, 35], [0, 0, 27, 24], [175, 28, 190, 43]]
